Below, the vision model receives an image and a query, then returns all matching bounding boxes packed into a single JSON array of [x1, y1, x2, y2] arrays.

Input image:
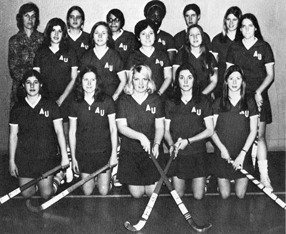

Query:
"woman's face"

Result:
[[24, 76, 41, 97], [132, 71, 149, 93], [50, 25, 63, 44], [107, 14, 121, 33], [178, 69, 194, 92], [241, 18, 256, 40], [139, 26, 155, 47], [82, 72, 97, 94], [226, 13, 239, 32], [189, 27, 202, 48], [23, 11, 36, 30], [226, 71, 243, 93], [68, 10, 83, 30], [93, 25, 108, 46]]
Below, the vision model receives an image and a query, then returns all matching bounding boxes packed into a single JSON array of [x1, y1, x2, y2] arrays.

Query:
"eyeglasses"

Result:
[[69, 15, 82, 21], [108, 18, 120, 23]]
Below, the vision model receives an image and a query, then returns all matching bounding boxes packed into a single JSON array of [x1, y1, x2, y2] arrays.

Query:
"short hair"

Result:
[[124, 64, 156, 95], [16, 2, 40, 30], [172, 63, 201, 104], [183, 4, 200, 16], [19, 69, 45, 97], [221, 65, 247, 111], [66, 6, 85, 28], [222, 6, 242, 36], [144, 0, 166, 18], [106, 9, 125, 28], [134, 19, 157, 39], [43, 18, 68, 50], [74, 65, 105, 102], [90, 21, 114, 48]]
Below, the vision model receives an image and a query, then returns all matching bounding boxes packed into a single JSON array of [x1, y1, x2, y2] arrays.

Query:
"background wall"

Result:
[[0, 0, 285, 153]]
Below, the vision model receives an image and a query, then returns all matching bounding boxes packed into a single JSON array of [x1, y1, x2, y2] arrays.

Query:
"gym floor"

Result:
[[0, 152, 285, 234]]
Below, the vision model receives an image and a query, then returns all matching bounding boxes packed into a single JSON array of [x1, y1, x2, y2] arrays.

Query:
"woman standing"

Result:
[[164, 63, 214, 199], [9, 69, 69, 201], [106, 9, 138, 64], [66, 6, 90, 60], [173, 24, 218, 98], [211, 6, 242, 98], [211, 65, 259, 199], [116, 64, 165, 198], [8, 2, 43, 107], [126, 19, 172, 99], [69, 66, 117, 195], [226, 14, 275, 191], [80, 21, 126, 101], [33, 18, 78, 139]]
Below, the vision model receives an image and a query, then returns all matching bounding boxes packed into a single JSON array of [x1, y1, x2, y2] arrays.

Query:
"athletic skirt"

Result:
[[77, 150, 110, 174], [213, 148, 254, 180], [16, 152, 60, 178], [117, 149, 166, 185], [167, 152, 209, 180]]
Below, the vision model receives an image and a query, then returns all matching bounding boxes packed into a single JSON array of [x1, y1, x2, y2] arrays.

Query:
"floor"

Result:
[[0, 152, 285, 234]]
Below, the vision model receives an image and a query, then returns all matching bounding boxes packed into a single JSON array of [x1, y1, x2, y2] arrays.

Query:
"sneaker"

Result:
[[260, 176, 273, 192], [113, 174, 122, 187]]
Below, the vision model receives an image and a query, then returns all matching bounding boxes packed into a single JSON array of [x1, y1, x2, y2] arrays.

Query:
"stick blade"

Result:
[[124, 220, 146, 232], [187, 218, 212, 233], [25, 199, 42, 213]]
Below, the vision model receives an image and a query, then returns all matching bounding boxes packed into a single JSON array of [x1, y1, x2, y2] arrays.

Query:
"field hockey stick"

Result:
[[124, 152, 175, 231], [228, 160, 286, 210], [26, 163, 114, 212], [0, 164, 69, 205], [149, 152, 212, 233]]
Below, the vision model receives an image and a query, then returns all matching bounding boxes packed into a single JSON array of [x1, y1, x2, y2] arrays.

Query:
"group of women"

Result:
[[8, 1, 274, 204]]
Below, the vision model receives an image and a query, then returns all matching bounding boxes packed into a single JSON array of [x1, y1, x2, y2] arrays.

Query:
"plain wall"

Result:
[[0, 0, 285, 152]]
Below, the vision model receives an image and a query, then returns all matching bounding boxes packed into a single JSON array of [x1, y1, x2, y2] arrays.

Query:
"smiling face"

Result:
[[178, 69, 194, 92], [23, 10, 36, 30], [50, 25, 63, 44], [93, 25, 108, 47], [226, 13, 239, 32], [188, 26, 202, 48], [241, 18, 256, 40], [146, 7, 163, 31], [68, 10, 83, 30], [24, 76, 41, 97], [226, 71, 243, 93], [82, 72, 97, 94], [132, 71, 149, 93], [139, 25, 155, 47], [107, 13, 121, 33]]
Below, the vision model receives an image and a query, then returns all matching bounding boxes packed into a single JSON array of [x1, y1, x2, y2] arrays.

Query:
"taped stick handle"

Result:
[[37, 163, 112, 212]]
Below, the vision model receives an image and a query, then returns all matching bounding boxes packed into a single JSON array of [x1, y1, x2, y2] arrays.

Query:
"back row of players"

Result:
[[8, 1, 274, 203]]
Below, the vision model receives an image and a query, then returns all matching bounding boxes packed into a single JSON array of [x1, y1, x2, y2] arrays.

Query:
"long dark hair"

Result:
[[42, 18, 69, 51], [235, 13, 264, 41], [74, 65, 105, 102], [90, 21, 114, 49], [16, 2, 40, 31], [183, 24, 215, 77], [220, 65, 247, 112], [171, 63, 201, 105]]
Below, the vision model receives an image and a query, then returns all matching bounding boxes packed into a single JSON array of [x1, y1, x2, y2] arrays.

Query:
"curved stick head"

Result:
[[124, 220, 146, 232], [188, 218, 212, 233]]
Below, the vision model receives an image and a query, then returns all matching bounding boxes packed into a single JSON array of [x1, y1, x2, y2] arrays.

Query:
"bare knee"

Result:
[[220, 191, 230, 200], [40, 189, 53, 200], [98, 185, 110, 196], [82, 187, 94, 196], [235, 191, 246, 199], [193, 191, 205, 200]]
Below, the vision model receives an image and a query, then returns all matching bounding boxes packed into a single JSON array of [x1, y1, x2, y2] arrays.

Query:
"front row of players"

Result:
[[9, 63, 261, 203]]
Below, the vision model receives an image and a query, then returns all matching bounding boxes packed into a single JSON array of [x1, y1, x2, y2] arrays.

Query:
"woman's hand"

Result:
[[71, 158, 80, 175], [9, 161, 18, 178], [152, 143, 159, 159], [255, 92, 263, 111], [233, 151, 246, 170], [220, 147, 231, 162], [139, 134, 151, 154], [174, 137, 188, 151]]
